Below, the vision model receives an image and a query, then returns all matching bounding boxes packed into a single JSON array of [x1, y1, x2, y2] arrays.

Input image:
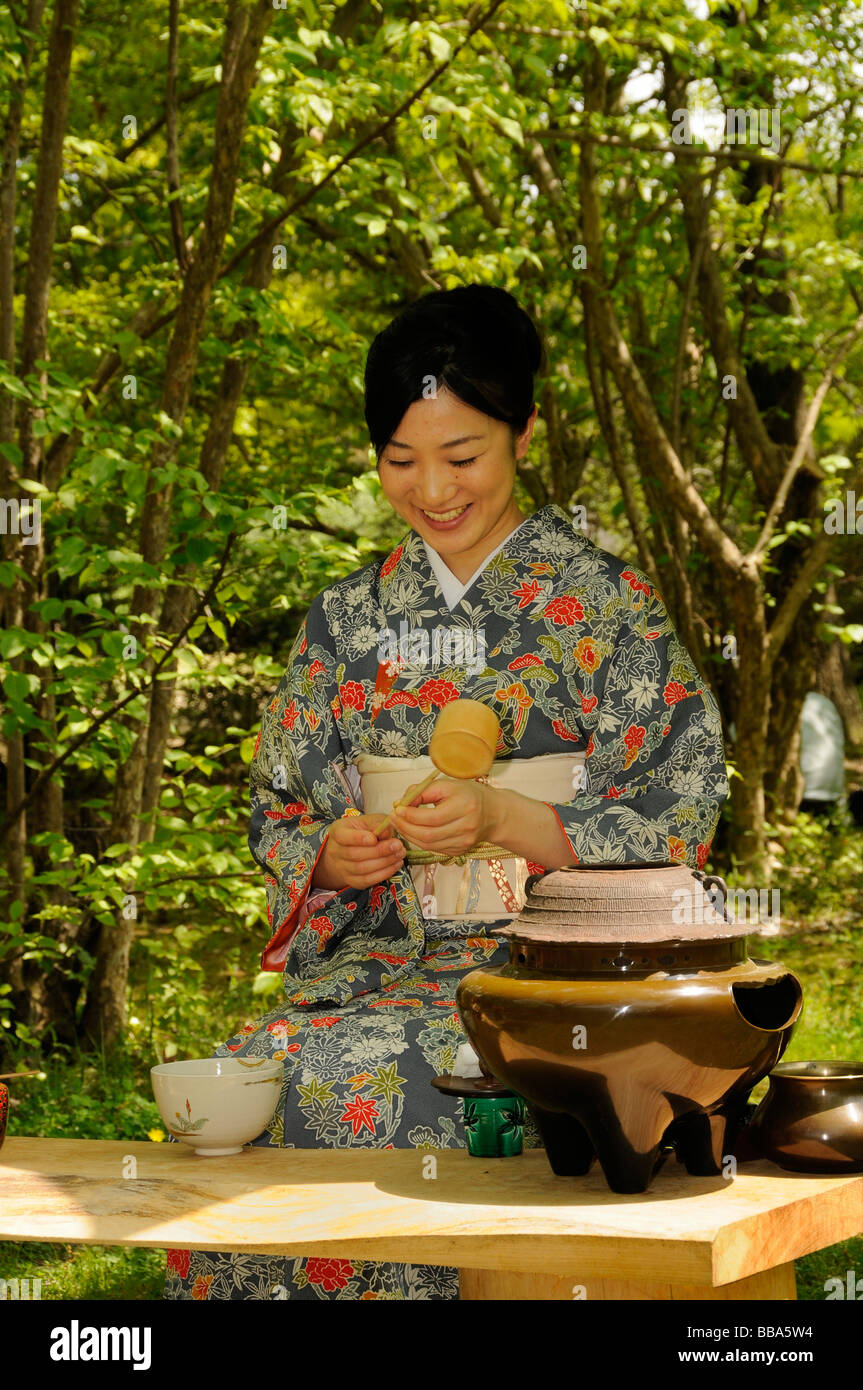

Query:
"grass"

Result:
[[1, 1242, 166, 1301], [2, 812, 862, 1300]]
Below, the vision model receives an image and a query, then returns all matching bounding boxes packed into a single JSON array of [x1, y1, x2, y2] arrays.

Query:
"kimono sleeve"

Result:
[[252, 592, 357, 971], [543, 602, 728, 870]]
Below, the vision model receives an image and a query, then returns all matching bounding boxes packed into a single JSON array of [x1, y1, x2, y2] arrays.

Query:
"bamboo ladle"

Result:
[[375, 697, 500, 836]]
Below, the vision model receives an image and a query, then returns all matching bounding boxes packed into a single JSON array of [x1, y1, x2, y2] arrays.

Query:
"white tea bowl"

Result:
[[151, 1057, 283, 1156]]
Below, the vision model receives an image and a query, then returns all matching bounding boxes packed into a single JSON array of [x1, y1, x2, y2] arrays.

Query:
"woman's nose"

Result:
[[413, 466, 459, 507]]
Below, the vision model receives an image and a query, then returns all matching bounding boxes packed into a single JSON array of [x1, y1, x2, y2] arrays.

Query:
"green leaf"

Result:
[[0, 374, 32, 400], [0, 630, 27, 658], [3, 670, 38, 702], [307, 95, 333, 126], [427, 31, 451, 62], [495, 116, 523, 146]]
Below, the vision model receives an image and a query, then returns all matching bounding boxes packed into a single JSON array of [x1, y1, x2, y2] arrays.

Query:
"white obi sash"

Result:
[[353, 751, 585, 922]]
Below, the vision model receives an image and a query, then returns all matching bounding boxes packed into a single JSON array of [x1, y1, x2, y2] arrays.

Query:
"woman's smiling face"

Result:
[[377, 386, 537, 582]]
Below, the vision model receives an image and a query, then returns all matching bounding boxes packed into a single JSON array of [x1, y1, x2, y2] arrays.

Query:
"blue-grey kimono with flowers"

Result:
[[253, 503, 728, 1003]]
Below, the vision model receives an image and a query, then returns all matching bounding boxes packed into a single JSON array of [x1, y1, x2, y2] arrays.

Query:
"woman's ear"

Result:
[[515, 406, 538, 460]]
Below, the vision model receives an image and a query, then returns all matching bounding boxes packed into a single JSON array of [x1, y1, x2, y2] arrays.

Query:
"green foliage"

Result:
[[768, 810, 863, 934], [2, 0, 863, 1300]]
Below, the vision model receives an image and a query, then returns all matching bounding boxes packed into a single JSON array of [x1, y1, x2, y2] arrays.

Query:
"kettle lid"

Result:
[[495, 864, 751, 944]]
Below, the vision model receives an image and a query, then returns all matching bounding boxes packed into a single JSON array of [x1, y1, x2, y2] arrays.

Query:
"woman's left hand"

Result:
[[389, 778, 498, 856]]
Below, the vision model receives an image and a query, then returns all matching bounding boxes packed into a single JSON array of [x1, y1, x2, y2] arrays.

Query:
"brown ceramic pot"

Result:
[[457, 865, 803, 1193], [747, 1061, 863, 1173]]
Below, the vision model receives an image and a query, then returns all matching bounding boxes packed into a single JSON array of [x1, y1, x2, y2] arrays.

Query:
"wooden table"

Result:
[[2, 1137, 862, 1299]]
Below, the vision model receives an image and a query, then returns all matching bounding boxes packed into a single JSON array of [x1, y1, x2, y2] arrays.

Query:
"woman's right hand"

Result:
[[311, 813, 406, 890]]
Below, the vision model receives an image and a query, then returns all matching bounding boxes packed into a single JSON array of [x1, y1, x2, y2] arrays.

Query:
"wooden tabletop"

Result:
[[1, 1137, 861, 1287]]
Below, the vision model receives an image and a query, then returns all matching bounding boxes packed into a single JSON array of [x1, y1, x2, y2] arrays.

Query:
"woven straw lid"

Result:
[[494, 864, 750, 945]]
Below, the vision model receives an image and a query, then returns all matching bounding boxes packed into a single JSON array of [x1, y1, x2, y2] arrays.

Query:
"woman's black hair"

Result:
[[363, 284, 545, 459]]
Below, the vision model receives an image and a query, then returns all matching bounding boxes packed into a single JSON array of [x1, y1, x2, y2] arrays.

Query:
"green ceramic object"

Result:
[[430, 1072, 526, 1157], [463, 1093, 525, 1157]]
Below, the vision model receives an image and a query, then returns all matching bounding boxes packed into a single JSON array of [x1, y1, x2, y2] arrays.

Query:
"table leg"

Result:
[[458, 1262, 798, 1301]]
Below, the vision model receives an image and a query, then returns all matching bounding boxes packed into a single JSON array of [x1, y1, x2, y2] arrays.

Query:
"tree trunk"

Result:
[[81, 0, 275, 1049], [0, 0, 81, 1043]]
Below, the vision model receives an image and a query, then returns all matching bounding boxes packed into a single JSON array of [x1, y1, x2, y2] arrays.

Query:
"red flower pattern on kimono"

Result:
[[306, 1259, 354, 1291], [380, 545, 403, 578], [167, 1249, 191, 1278], [417, 677, 459, 707], [280, 701, 299, 731], [339, 681, 365, 711], [512, 579, 542, 608], [543, 595, 585, 625], [621, 569, 652, 595]]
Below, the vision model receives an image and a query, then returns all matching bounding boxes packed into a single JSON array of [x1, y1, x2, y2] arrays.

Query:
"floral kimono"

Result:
[[165, 502, 727, 1300]]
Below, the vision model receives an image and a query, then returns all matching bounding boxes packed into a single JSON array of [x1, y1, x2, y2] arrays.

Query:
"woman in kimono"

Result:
[[165, 285, 728, 1300]]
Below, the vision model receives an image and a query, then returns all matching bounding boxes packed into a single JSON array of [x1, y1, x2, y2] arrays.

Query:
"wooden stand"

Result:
[[1, 1139, 860, 1300]]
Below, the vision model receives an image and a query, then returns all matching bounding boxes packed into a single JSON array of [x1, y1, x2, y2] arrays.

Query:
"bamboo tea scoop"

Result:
[[375, 698, 500, 836]]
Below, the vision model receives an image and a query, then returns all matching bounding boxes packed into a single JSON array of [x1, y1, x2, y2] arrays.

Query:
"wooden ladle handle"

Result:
[[376, 768, 440, 837]]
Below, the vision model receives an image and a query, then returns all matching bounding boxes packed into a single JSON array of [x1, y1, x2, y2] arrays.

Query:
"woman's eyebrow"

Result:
[[387, 434, 486, 450]]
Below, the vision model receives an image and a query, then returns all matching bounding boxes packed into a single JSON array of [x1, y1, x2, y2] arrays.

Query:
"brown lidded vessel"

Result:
[[747, 1061, 863, 1173], [456, 864, 803, 1193]]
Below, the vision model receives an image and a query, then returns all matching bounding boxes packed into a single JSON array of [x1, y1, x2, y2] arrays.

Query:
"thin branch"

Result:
[[126, 871, 259, 894], [752, 307, 863, 559], [119, 81, 218, 164], [671, 163, 721, 455], [766, 530, 834, 664], [88, 172, 169, 261], [576, 59, 745, 578], [534, 127, 863, 178], [217, 0, 508, 280], [39, 1, 502, 488], [0, 532, 237, 844], [166, 0, 190, 274]]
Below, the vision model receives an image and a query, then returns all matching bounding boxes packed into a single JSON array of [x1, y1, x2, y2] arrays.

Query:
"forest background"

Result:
[[1, 0, 862, 1298]]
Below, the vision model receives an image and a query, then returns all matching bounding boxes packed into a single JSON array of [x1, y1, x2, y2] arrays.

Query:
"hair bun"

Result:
[[364, 283, 544, 457], [451, 285, 544, 375]]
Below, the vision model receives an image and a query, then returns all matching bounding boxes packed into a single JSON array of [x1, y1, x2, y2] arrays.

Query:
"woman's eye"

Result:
[[383, 455, 477, 468]]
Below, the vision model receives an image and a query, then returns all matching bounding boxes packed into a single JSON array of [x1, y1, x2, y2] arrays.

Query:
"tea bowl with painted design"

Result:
[[150, 1057, 283, 1156]]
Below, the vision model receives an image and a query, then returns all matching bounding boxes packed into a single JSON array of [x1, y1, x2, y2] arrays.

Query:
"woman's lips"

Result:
[[417, 502, 473, 531]]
